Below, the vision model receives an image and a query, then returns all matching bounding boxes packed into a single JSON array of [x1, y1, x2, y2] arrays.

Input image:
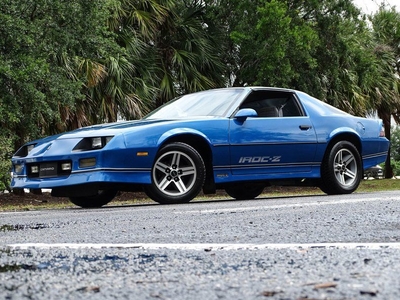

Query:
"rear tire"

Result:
[[319, 141, 362, 195], [225, 183, 265, 200], [144, 142, 205, 204], [69, 189, 117, 208]]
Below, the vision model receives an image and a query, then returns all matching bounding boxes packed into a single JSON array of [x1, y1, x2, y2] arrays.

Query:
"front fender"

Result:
[[157, 128, 211, 147]]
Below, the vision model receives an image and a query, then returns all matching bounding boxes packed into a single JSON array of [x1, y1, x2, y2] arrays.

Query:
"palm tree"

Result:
[[368, 7, 400, 178], [55, 0, 167, 130], [152, 0, 226, 106], [70, 0, 226, 127]]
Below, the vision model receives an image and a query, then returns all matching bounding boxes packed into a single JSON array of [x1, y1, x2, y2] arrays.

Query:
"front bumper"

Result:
[[11, 168, 151, 190]]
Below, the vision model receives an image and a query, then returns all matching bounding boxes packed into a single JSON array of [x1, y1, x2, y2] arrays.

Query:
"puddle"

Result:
[[0, 264, 22, 272], [137, 253, 168, 264], [0, 223, 50, 231], [0, 264, 36, 273], [0, 251, 170, 274], [0, 225, 14, 232]]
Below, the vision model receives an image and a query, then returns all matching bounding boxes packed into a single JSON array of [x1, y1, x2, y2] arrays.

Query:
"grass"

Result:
[[356, 178, 400, 192], [0, 179, 399, 212]]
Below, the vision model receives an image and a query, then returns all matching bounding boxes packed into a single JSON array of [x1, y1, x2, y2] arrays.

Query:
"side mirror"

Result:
[[234, 108, 258, 122]]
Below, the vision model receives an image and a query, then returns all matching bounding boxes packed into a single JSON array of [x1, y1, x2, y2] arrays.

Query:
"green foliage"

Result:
[[66, 0, 227, 122], [369, 7, 400, 123], [151, 0, 226, 106], [367, 7, 400, 177], [0, 0, 118, 142], [229, 0, 317, 87], [206, 0, 372, 113], [390, 160, 400, 176], [0, 134, 12, 191], [0, 0, 122, 184], [390, 126, 400, 161], [371, 5, 400, 75]]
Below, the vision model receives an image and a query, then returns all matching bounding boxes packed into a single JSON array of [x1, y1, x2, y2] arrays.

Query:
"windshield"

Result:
[[144, 88, 244, 119]]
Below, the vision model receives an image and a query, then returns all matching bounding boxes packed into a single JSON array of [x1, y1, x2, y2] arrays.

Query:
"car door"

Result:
[[229, 90, 318, 175]]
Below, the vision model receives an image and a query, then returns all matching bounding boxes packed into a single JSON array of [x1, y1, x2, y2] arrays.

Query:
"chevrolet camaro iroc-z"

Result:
[[11, 87, 390, 207]]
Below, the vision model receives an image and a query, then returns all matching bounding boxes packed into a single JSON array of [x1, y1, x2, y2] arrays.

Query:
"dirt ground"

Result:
[[0, 190, 150, 208], [0, 186, 321, 209]]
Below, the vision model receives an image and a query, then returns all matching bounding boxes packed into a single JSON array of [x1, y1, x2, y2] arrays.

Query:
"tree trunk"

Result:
[[382, 110, 393, 178]]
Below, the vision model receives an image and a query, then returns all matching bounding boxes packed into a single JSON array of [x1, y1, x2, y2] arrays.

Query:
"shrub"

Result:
[[391, 160, 400, 177], [0, 136, 13, 191]]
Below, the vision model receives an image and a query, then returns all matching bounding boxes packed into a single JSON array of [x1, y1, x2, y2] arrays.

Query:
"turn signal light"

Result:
[[79, 158, 96, 168]]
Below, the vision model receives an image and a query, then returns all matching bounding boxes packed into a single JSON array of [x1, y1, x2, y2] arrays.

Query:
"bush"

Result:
[[0, 136, 13, 191], [381, 160, 400, 178], [391, 160, 400, 177]]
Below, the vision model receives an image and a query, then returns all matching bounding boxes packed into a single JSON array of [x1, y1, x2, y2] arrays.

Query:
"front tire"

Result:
[[69, 189, 117, 208], [144, 142, 205, 204], [319, 141, 362, 195]]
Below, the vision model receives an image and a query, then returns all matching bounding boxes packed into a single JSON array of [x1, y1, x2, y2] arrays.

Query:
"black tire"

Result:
[[319, 141, 362, 195], [225, 183, 265, 200], [144, 142, 205, 204], [69, 189, 118, 208]]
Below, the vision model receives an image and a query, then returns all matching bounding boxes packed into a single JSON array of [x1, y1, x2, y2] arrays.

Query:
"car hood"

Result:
[[61, 119, 166, 137], [29, 117, 218, 144]]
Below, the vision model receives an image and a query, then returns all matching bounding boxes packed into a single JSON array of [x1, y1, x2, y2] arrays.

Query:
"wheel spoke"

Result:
[[157, 177, 171, 191], [171, 153, 181, 167], [344, 155, 355, 165], [335, 170, 345, 184], [339, 173, 345, 184], [155, 161, 169, 173], [173, 180, 188, 193], [180, 166, 196, 176], [345, 168, 356, 179], [336, 150, 343, 163]]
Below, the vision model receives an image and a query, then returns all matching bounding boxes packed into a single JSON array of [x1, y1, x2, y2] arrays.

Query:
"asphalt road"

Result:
[[1, 191, 400, 299]]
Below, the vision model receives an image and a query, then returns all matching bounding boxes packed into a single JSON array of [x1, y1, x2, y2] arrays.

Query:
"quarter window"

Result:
[[240, 91, 304, 117]]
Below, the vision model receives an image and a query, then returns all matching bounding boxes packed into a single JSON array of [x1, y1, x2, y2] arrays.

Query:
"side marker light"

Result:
[[136, 152, 149, 157]]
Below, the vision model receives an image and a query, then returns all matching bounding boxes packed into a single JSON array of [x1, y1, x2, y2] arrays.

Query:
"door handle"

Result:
[[299, 125, 312, 130]]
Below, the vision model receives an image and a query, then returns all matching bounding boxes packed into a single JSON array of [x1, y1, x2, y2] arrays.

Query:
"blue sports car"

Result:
[[11, 87, 389, 207]]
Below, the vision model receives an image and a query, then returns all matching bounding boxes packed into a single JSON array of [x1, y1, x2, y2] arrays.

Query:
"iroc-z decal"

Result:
[[238, 156, 281, 163]]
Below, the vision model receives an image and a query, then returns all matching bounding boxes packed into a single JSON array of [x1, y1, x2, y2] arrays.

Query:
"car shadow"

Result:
[[81, 192, 327, 210]]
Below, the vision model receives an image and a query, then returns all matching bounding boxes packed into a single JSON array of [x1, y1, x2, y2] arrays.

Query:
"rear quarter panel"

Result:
[[297, 91, 389, 170]]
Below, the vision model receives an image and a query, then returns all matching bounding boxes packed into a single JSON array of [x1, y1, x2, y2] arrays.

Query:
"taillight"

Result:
[[380, 126, 385, 137]]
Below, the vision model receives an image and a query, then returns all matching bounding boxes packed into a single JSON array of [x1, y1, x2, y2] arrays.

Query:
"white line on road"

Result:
[[6, 242, 400, 251], [176, 196, 387, 214]]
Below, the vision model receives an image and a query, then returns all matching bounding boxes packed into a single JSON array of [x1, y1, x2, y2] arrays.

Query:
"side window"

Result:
[[281, 95, 305, 117], [240, 91, 303, 117]]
